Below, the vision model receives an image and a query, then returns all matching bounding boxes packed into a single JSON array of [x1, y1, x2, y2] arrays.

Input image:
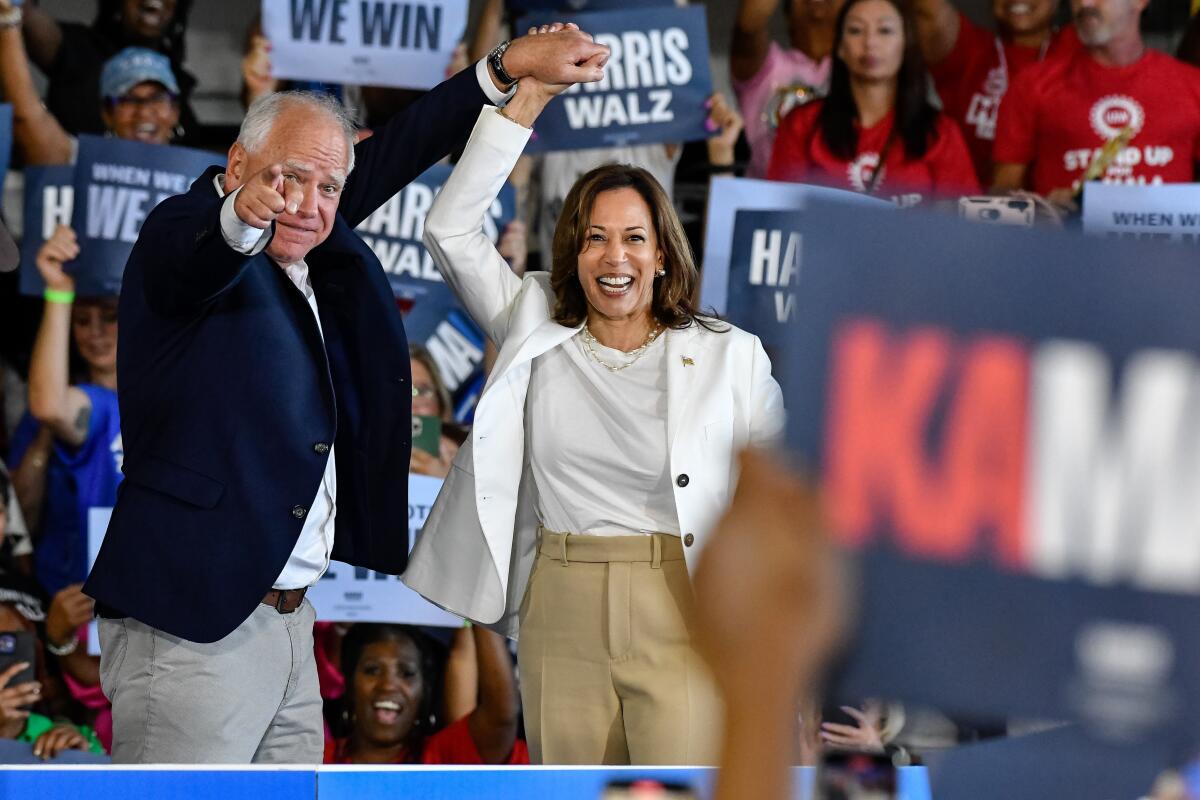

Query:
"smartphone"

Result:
[[601, 779, 698, 799], [817, 751, 898, 800], [411, 414, 443, 458], [0, 631, 37, 692]]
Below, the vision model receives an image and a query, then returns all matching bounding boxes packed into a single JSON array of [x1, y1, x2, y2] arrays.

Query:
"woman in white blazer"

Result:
[[403, 73, 785, 766]]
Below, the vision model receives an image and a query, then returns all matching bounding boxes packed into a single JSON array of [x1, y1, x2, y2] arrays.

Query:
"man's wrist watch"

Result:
[[489, 40, 517, 88]]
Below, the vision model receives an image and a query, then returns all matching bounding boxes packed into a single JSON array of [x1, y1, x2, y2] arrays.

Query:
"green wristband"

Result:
[[43, 288, 75, 305]]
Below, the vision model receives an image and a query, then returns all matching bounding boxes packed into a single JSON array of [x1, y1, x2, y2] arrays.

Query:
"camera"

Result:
[[958, 196, 1035, 227]]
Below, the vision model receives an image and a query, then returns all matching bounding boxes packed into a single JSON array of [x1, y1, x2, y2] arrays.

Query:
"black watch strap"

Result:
[[489, 40, 517, 87]]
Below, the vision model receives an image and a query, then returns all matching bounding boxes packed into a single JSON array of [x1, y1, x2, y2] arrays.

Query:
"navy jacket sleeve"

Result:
[[137, 174, 264, 316], [338, 64, 491, 228]]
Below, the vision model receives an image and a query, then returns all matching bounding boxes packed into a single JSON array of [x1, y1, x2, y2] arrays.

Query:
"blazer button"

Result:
[[684, 533, 695, 547], [313, 442, 330, 454], [292, 505, 307, 519], [676, 473, 690, 487]]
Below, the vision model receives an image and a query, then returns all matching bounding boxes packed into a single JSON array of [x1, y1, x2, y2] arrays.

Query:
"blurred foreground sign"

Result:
[[782, 200, 1200, 751]]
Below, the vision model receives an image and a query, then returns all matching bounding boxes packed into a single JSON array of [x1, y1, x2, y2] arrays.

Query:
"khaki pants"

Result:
[[98, 599, 323, 763], [517, 530, 722, 765]]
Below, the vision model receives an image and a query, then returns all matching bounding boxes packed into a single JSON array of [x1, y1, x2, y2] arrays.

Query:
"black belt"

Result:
[[262, 588, 307, 614]]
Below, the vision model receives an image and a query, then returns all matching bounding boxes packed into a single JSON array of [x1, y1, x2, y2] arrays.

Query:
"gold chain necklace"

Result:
[[580, 323, 664, 373]]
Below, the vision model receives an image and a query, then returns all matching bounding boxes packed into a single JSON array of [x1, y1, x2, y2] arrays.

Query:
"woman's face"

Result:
[[72, 300, 119, 373], [352, 638, 425, 748], [576, 187, 663, 327], [409, 359, 442, 419], [838, 0, 906, 83], [103, 81, 180, 145], [122, 0, 178, 41]]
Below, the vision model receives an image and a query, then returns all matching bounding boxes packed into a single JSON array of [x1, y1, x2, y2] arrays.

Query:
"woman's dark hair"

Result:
[[338, 623, 444, 761], [819, 0, 939, 161], [95, 0, 193, 64], [1177, 12, 1200, 67], [550, 164, 725, 332]]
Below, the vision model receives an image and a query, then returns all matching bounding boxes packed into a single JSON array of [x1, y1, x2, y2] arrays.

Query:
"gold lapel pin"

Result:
[[681, 356, 695, 367]]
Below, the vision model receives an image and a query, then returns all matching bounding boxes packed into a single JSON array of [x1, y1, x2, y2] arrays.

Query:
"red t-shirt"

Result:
[[767, 101, 980, 206], [323, 716, 531, 764], [929, 13, 1081, 184], [994, 48, 1200, 195]]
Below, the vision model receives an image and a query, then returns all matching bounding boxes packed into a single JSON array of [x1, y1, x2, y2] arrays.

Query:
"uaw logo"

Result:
[[847, 152, 885, 193], [1090, 95, 1145, 140]]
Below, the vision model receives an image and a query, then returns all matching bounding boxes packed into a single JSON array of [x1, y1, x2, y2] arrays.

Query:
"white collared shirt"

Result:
[[214, 174, 337, 589], [207, 59, 514, 587]]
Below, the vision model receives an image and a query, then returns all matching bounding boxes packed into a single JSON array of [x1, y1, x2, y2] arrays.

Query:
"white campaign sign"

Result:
[[85, 474, 459, 655], [306, 473, 460, 625], [262, 0, 468, 90], [1082, 183, 1200, 244]]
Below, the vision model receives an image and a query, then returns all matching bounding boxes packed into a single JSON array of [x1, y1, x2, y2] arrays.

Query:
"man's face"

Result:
[[992, 0, 1058, 38], [225, 107, 349, 265], [1070, 0, 1147, 47]]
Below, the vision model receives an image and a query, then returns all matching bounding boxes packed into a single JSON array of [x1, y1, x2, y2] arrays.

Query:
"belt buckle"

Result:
[[275, 590, 295, 614]]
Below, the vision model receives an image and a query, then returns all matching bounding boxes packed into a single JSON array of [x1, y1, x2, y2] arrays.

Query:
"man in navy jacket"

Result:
[[83, 31, 608, 763]]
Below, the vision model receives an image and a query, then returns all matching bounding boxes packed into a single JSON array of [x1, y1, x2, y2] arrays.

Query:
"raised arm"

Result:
[[731, 0, 781, 82], [0, 17, 73, 165], [18, 3, 62, 72], [464, 625, 521, 763], [423, 63, 601, 345], [341, 28, 609, 228], [469, 0, 506, 62], [28, 226, 92, 448], [912, 0, 961, 67]]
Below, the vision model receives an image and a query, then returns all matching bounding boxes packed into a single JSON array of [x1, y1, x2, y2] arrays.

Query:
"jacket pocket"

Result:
[[123, 455, 225, 509]]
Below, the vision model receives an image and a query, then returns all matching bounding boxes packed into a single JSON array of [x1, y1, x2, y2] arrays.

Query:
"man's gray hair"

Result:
[[237, 91, 358, 175]]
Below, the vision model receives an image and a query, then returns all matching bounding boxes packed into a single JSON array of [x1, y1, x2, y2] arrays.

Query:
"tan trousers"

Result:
[[517, 530, 722, 765]]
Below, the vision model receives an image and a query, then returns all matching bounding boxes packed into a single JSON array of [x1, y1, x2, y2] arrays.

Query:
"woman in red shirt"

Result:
[[767, 0, 978, 205], [324, 623, 529, 765]]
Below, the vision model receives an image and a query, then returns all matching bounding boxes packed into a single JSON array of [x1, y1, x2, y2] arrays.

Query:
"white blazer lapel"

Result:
[[665, 325, 706, 449], [491, 318, 581, 382]]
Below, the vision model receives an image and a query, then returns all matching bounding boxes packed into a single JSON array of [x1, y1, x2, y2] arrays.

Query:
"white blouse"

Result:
[[526, 331, 680, 537]]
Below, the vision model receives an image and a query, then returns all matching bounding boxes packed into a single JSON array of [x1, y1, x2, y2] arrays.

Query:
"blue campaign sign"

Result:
[[699, 176, 889, 315], [263, 0, 468, 90], [354, 163, 513, 420], [0, 768, 314, 800], [18, 165, 75, 296], [506, 0, 675, 12], [781, 198, 1200, 752], [515, 6, 713, 152], [70, 136, 216, 296], [0, 104, 11, 193]]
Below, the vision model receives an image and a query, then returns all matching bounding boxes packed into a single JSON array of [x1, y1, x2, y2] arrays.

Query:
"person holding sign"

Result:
[[11, 227, 120, 604], [82, 27, 609, 764], [405, 72, 786, 764], [767, 0, 979, 205], [0, 34, 182, 165], [992, 0, 1200, 205]]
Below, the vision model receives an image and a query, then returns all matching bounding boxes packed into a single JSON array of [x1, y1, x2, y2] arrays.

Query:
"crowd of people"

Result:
[[0, 0, 1193, 772]]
